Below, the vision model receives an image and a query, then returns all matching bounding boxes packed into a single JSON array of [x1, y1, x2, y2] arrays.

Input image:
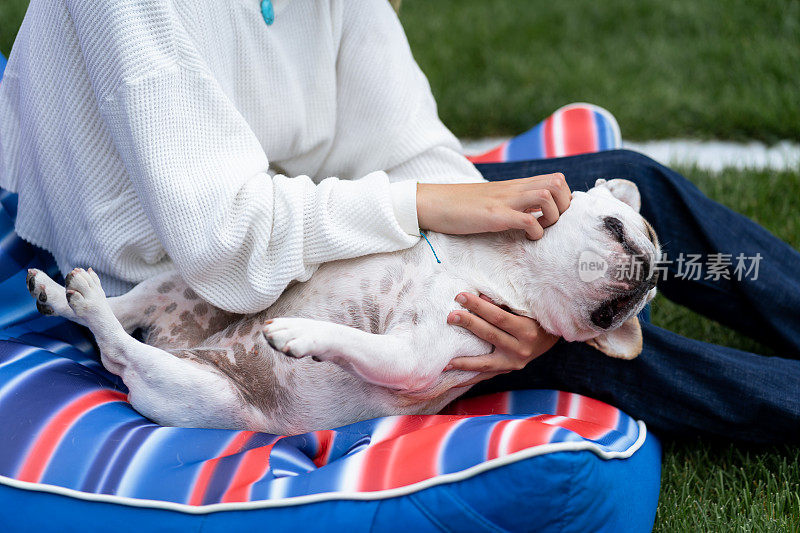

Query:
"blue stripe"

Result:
[[506, 121, 547, 162], [80, 419, 147, 492], [98, 424, 160, 495], [593, 110, 611, 150]]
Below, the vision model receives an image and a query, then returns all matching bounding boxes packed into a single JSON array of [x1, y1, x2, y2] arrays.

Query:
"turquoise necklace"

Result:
[[260, 0, 274, 25]]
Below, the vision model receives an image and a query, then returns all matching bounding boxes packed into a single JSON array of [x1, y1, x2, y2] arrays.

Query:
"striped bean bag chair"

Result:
[[0, 53, 659, 531], [467, 102, 622, 163]]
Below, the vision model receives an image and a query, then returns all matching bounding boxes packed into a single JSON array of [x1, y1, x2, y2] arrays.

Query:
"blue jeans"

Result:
[[469, 150, 800, 444]]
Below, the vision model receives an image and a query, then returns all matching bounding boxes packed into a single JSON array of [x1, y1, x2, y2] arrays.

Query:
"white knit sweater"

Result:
[[0, 0, 484, 313]]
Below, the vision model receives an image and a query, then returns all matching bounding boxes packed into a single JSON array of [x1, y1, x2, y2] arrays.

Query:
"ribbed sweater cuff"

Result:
[[389, 179, 419, 236]]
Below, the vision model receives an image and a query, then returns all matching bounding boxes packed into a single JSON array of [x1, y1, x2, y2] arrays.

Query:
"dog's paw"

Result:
[[64, 267, 107, 318], [27, 268, 72, 317], [262, 317, 331, 361]]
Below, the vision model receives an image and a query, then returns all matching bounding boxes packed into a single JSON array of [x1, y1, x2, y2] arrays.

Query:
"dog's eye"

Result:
[[603, 217, 626, 243]]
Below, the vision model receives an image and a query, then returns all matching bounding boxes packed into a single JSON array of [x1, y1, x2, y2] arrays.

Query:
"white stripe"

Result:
[[267, 476, 290, 500], [0, 421, 648, 514], [568, 393, 581, 419], [552, 109, 566, 157], [497, 419, 521, 456]]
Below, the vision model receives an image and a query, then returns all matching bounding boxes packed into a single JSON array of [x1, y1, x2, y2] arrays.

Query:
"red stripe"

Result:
[[188, 431, 254, 506], [574, 396, 620, 439], [466, 142, 508, 164], [17, 389, 127, 483], [220, 440, 277, 503], [544, 116, 556, 158], [576, 395, 620, 427], [371, 419, 460, 491], [442, 391, 510, 415], [505, 416, 560, 454], [561, 107, 597, 156], [312, 430, 335, 468], [555, 391, 573, 416], [359, 415, 469, 491]]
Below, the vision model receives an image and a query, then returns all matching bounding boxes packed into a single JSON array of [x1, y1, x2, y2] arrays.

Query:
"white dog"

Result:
[[26, 179, 659, 435]]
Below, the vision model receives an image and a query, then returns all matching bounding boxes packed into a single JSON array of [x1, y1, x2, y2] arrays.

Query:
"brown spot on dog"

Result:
[[382, 308, 395, 331], [164, 303, 177, 314], [232, 342, 246, 359], [157, 281, 176, 294], [144, 305, 156, 315], [344, 299, 361, 328], [362, 294, 381, 334], [237, 317, 256, 337], [183, 287, 199, 300], [402, 310, 421, 326], [193, 302, 209, 316], [379, 274, 393, 294], [170, 341, 289, 415], [396, 279, 413, 302], [151, 307, 240, 349]]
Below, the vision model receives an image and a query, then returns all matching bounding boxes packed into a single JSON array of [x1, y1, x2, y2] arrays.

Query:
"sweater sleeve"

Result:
[[327, 0, 487, 235], [66, 1, 420, 313]]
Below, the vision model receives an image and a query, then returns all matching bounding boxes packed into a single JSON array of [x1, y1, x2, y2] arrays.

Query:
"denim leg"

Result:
[[477, 149, 800, 356], [469, 150, 800, 443]]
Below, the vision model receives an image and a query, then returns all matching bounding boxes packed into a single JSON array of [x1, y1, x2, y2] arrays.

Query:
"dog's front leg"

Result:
[[263, 318, 465, 392]]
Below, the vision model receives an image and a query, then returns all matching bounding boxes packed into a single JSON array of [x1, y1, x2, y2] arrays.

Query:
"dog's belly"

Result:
[[132, 242, 466, 433], [268, 242, 437, 330], [139, 241, 435, 348]]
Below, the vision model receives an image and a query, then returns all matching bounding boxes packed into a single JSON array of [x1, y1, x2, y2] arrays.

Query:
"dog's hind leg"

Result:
[[263, 317, 470, 392], [51, 268, 261, 429], [26, 268, 203, 334]]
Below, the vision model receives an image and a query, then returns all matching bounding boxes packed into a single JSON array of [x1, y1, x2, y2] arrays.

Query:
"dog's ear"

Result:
[[585, 315, 642, 359], [595, 178, 641, 212]]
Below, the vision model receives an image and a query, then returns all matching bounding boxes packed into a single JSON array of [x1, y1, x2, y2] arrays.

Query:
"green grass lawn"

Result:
[[399, 0, 799, 142], [2, 0, 799, 529]]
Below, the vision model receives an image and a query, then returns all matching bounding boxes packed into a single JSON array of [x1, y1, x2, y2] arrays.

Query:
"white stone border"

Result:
[[461, 139, 800, 173]]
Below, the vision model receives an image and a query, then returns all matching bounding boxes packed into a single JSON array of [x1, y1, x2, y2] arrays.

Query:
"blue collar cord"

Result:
[[261, 0, 275, 25], [419, 231, 441, 264]]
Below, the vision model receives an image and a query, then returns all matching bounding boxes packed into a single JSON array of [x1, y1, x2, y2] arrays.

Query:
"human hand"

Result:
[[416, 173, 571, 240], [445, 293, 560, 387]]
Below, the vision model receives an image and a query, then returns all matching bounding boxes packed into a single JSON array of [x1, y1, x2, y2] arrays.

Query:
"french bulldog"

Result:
[[26, 179, 659, 435]]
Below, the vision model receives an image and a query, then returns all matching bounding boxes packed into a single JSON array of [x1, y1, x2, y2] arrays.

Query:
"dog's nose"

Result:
[[612, 251, 660, 296]]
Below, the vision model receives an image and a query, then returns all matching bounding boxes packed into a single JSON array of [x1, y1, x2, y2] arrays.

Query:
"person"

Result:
[[0, 0, 797, 444]]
